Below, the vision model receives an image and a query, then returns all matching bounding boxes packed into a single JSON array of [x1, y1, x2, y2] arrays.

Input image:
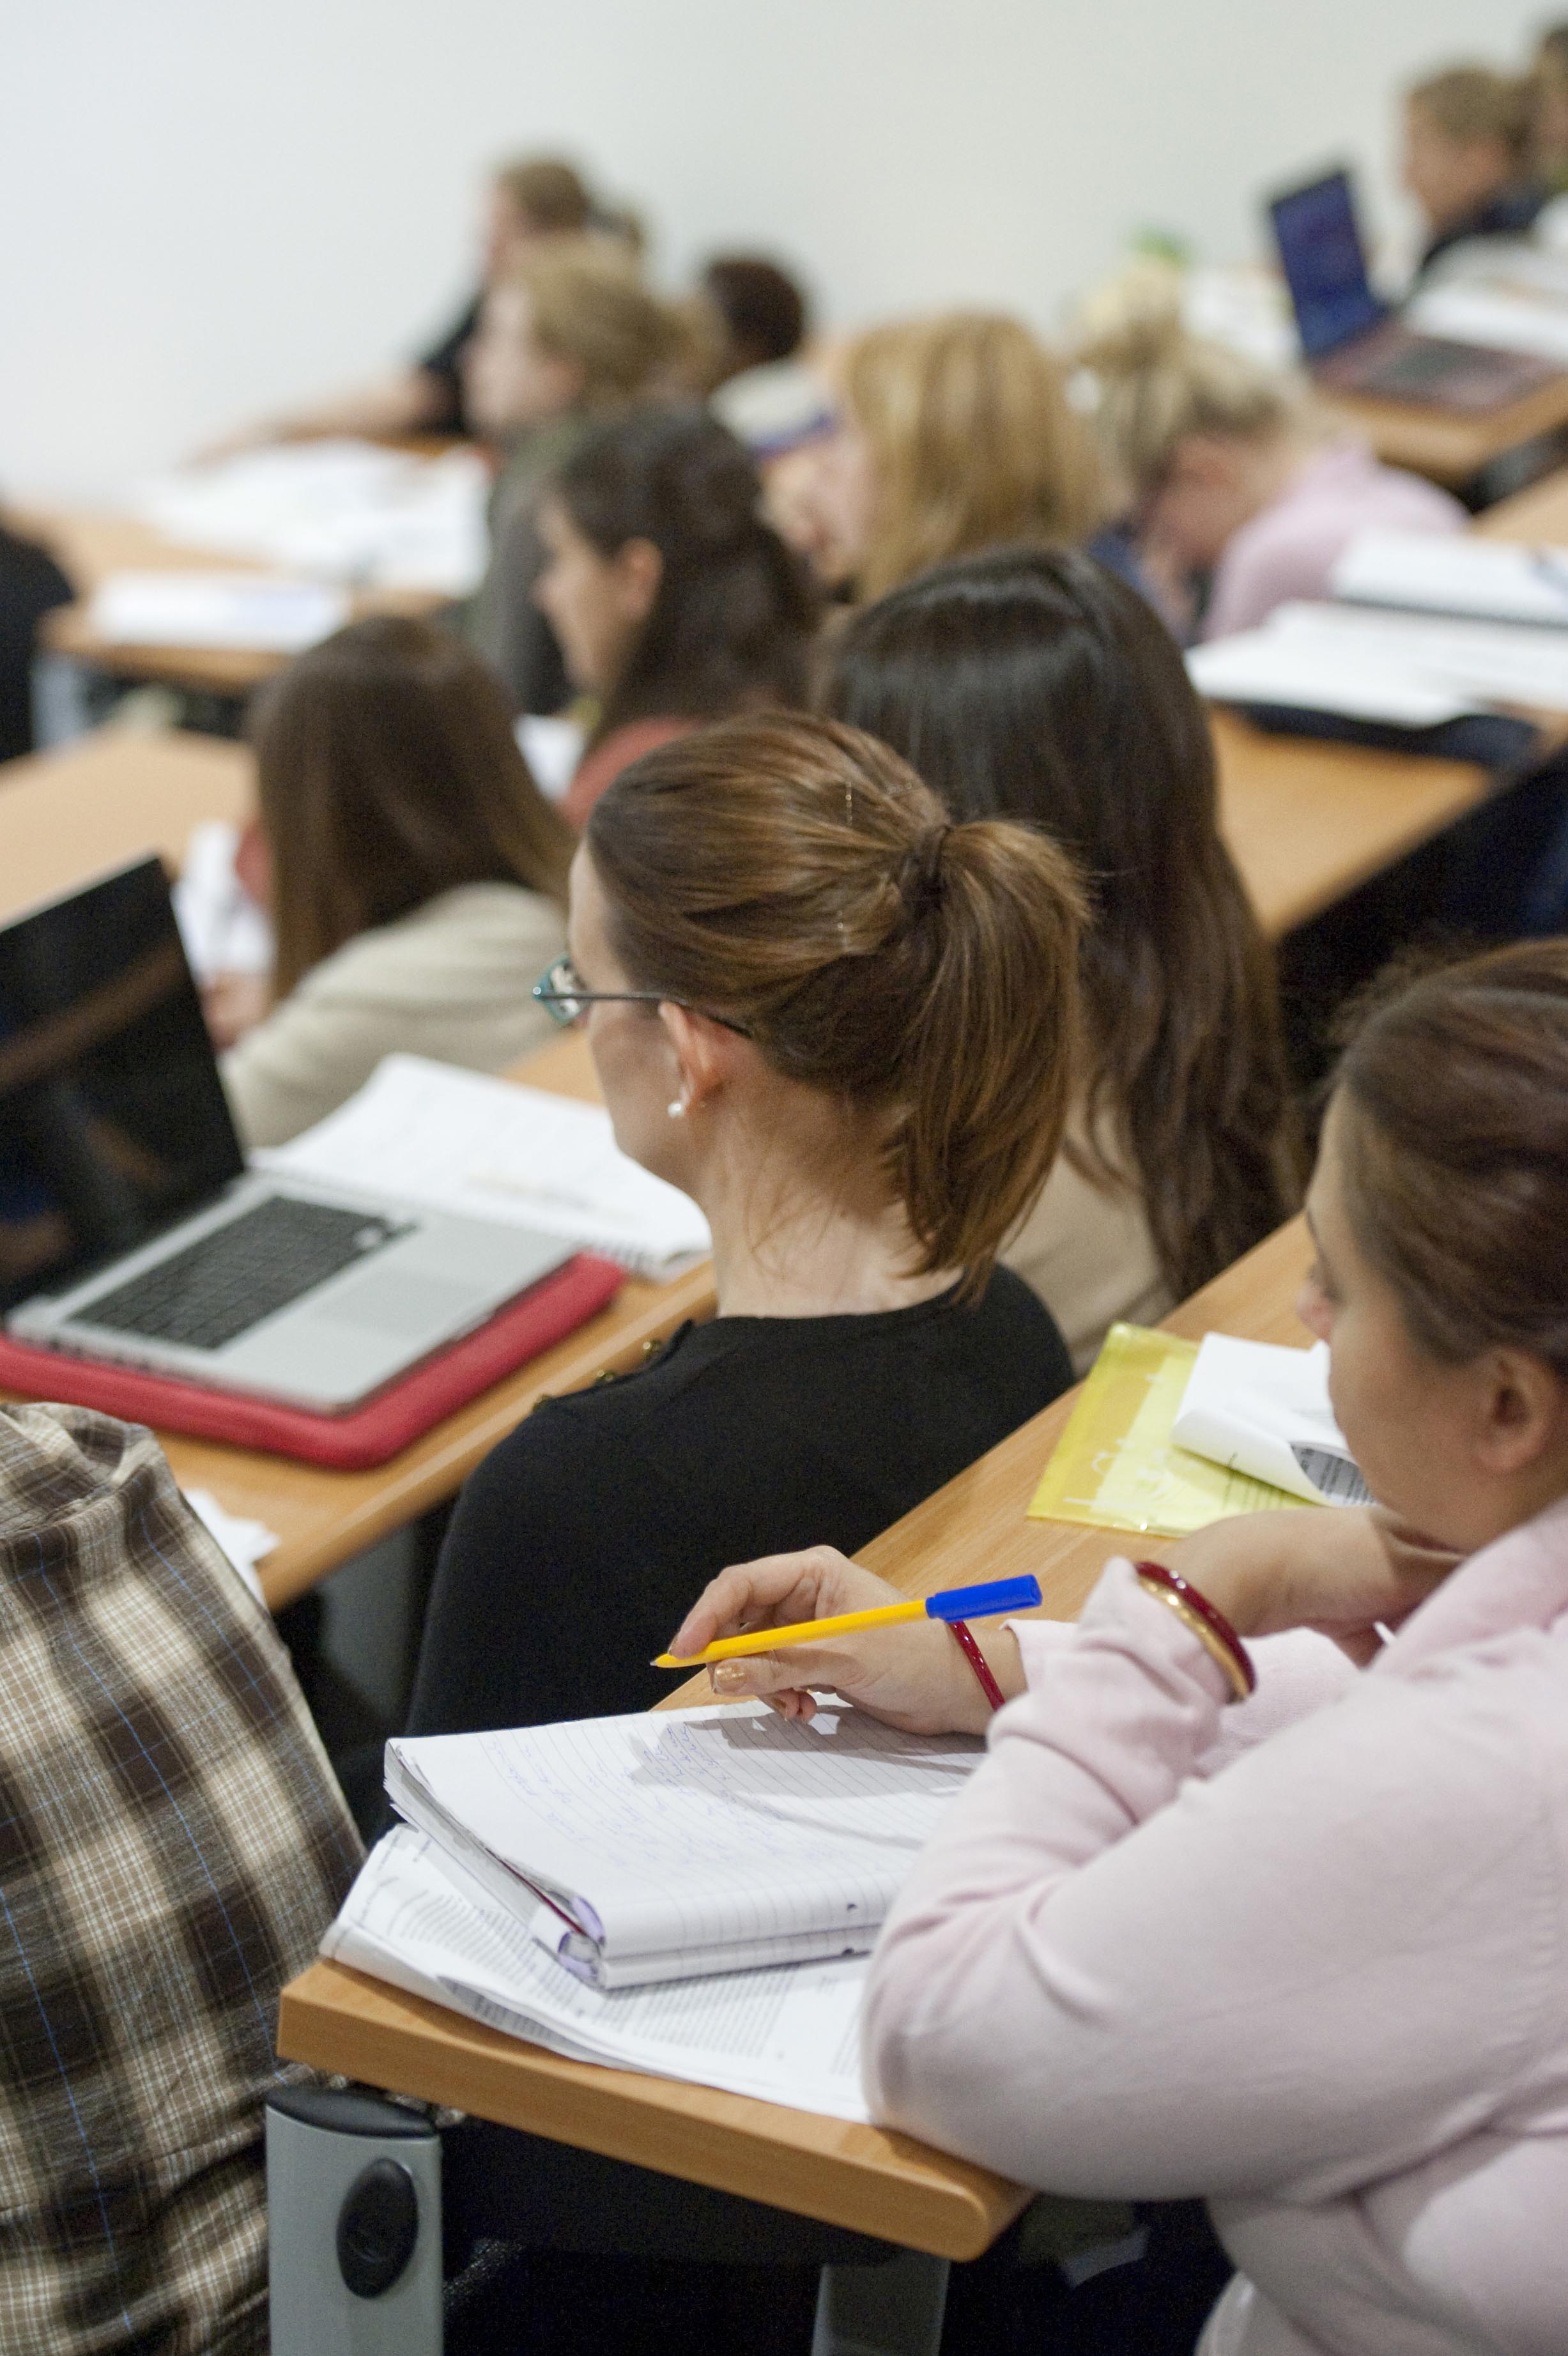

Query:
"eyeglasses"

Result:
[[532, 953, 752, 1036]]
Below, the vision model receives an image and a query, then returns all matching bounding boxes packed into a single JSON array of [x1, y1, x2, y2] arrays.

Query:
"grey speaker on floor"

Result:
[[267, 2086, 443, 2356]]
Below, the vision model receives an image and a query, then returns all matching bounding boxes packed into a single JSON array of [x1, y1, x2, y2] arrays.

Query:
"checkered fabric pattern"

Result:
[[0, 1404, 362, 2353]]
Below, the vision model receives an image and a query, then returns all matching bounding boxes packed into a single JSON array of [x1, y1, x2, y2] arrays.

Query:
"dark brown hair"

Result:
[[554, 404, 817, 746], [252, 615, 573, 999], [585, 712, 1086, 1291], [1334, 940, 1568, 1374], [823, 546, 1299, 1300], [702, 256, 808, 370]]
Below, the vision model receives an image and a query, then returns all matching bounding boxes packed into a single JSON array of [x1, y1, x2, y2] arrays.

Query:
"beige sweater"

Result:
[[220, 882, 565, 1149], [1003, 1127, 1169, 1376]]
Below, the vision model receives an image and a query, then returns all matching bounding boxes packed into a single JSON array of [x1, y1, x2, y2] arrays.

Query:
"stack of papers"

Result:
[[88, 572, 348, 652], [385, 1702, 981, 1989], [323, 1698, 987, 2121], [1407, 249, 1568, 366], [1171, 1335, 1369, 1507], [1189, 600, 1568, 723], [257, 1054, 711, 1279], [127, 439, 489, 596], [1332, 532, 1568, 628], [327, 1826, 874, 2122]]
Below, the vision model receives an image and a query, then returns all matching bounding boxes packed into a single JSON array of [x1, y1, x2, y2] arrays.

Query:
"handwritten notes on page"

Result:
[[387, 1700, 982, 1987], [324, 1826, 872, 2121], [256, 1055, 710, 1279]]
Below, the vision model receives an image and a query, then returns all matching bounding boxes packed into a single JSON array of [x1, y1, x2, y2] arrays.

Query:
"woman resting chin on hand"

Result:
[[670, 939, 1568, 2356]]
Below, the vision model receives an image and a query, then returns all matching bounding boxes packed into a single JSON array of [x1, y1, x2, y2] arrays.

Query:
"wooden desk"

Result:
[[12, 499, 444, 698], [1472, 464, 1568, 544], [1327, 374, 1568, 492], [1210, 707, 1488, 937], [278, 1217, 1311, 2256], [0, 727, 251, 919]]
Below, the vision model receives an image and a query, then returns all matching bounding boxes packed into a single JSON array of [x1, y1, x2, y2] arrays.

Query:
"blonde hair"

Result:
[[503, 243, 675, 410], [1076, 293, 1303, 506], [842, 313, 1101, 602], [1408, 65, 1533, 165]]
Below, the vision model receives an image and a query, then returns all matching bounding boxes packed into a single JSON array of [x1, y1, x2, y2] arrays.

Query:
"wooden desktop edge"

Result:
[[277, 1215, 1313, 2257]]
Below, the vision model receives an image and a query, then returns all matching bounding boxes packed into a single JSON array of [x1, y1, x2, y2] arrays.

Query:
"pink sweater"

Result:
[[863, 1502, 1568, 2356], [1199, 440, 1464, 643]]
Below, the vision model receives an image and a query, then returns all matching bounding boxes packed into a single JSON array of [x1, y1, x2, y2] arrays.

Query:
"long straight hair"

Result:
[[252, 615, 573, 999], [823, 547, 1300, 1300], [553, 404, 818, 750]]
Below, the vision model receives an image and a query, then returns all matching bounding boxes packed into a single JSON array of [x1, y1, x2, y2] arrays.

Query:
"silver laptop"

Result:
[[1, 858, 571, 1412]]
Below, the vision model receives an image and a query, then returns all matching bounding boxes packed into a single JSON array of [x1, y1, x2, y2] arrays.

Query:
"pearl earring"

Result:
[[666, 1097, 687, 1120]]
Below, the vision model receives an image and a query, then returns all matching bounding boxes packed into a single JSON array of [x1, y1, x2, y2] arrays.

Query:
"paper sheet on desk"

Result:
[[1029, 1323, 1310, 1538], [88, 573, 349, 651], [387, 1701, 980, 1987], [325, 1826, 871, 2121], [1332, 532, 1568, 629], [1190, 601, 1568, 721], [127, 440, 489, 596], [1171, 1335, 1371, 1507], [255, 1055, 710, 1279]]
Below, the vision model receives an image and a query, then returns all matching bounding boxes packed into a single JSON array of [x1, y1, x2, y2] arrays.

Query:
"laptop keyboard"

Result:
[[77, 1196, 411, 1352]]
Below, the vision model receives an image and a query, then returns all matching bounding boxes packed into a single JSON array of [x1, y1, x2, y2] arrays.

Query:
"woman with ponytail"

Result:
[[406, 711, 1082, 1736], [533, 403, 819, 827]]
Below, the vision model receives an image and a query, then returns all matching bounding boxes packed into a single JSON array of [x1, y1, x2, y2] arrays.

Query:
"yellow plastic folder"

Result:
[[1028, 1322, 1312, 1539]]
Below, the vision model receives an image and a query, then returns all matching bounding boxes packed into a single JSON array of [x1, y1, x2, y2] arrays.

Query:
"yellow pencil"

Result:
[[654, 1575, 1041, 1667]]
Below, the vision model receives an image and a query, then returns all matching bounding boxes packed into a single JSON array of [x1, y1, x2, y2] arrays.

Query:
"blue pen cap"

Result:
[[923, 1575, 1042, 1622]]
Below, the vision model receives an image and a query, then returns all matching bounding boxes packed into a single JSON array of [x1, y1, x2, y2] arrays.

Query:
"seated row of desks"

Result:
[[13, 371, 1568, 696], [0, 679, 1499, 1608], [4, 474, 1558, 2256]]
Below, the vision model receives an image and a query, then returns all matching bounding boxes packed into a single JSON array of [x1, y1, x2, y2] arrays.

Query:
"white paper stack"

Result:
[[88, 572, 348, 652], [325, 1825, 874, 2122], [256, 1054, 711, 1279], [1189, 599, 1568, 722], [1406, 268, 1568, 365], [127, 439, 489, 595], [1332, 532, 1568, 629], [1171, 1334, 1370, 1506], [383, 1702, 981, 1989]]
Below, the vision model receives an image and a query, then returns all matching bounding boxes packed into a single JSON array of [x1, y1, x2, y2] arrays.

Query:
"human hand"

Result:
[[667, 1546, 1021, 1736], [1165, 1506, 1461, 1666], [202, 971, 270, 1050]]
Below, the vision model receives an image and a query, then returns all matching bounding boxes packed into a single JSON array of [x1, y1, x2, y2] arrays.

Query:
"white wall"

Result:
[[4, 0, 1543, 498]]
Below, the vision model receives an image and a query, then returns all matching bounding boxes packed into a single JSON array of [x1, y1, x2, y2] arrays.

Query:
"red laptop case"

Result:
[[0, 1252, 624, 1468]]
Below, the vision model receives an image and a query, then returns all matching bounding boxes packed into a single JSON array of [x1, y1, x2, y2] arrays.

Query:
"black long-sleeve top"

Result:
[[405, 1268, 1072, 1737]]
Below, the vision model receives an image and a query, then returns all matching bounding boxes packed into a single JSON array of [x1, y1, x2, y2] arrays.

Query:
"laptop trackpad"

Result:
[[313, 1272, 480, 1339]]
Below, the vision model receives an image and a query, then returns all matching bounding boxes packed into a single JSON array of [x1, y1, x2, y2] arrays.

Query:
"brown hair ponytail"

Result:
[[585, 712, 1086, 1291]]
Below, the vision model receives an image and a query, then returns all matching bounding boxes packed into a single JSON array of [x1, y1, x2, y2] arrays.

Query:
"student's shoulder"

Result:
[[296, 886, 564, 1003]]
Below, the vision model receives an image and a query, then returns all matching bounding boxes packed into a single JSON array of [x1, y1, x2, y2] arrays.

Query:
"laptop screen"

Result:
[[1269, 167, 1387, 358], [0, 858, 245, 1313]]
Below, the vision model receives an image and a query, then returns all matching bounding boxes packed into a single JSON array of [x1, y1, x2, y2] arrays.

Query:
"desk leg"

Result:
[[266, 2086, 443, 2355]]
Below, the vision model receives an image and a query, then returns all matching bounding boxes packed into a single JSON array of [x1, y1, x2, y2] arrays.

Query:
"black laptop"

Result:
[[1268, 167, 1556, 413]]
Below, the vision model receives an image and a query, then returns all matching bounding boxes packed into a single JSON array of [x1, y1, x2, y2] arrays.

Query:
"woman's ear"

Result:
[[1470, 1348, 1568, 1480], [657, 1001, 737, 1115], [611, 537, 664, 630]]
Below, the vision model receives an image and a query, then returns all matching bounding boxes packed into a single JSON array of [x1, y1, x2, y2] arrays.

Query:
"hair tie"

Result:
[[898, 823, 951, 917]]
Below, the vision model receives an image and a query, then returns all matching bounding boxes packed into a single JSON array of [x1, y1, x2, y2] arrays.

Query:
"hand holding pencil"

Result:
[[665, 1545, 1028, 1736]]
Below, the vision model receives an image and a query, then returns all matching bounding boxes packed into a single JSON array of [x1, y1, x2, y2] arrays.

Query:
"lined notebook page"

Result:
[[388, 1702, 981, 1973], [326, 1826, 870, 2121]]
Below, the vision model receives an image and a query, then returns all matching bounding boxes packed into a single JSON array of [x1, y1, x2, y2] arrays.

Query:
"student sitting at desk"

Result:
[[787, 312, 1103, 600], [0, 1401, 360, 2354], [406, 711, 1082, 1738], [1403, 63, 1545, 281], [1081, 305, 1463, 641], [677, 937, 1568, 2356], [460, 243, 676, 714], [230, 154, 636, 448], [533, 403, 817, 829], [824, 545, 1300, 1371], [218, 613, 571, 1146]]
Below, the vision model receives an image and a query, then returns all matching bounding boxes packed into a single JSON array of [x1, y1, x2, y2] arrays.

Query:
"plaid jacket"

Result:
[[0, 1405, 362, 2353]]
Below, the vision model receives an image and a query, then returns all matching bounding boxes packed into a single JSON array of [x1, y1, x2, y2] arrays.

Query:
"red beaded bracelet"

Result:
[[946, 1618, 1008, 1713], [1133, 1560, 1256, 1702]]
